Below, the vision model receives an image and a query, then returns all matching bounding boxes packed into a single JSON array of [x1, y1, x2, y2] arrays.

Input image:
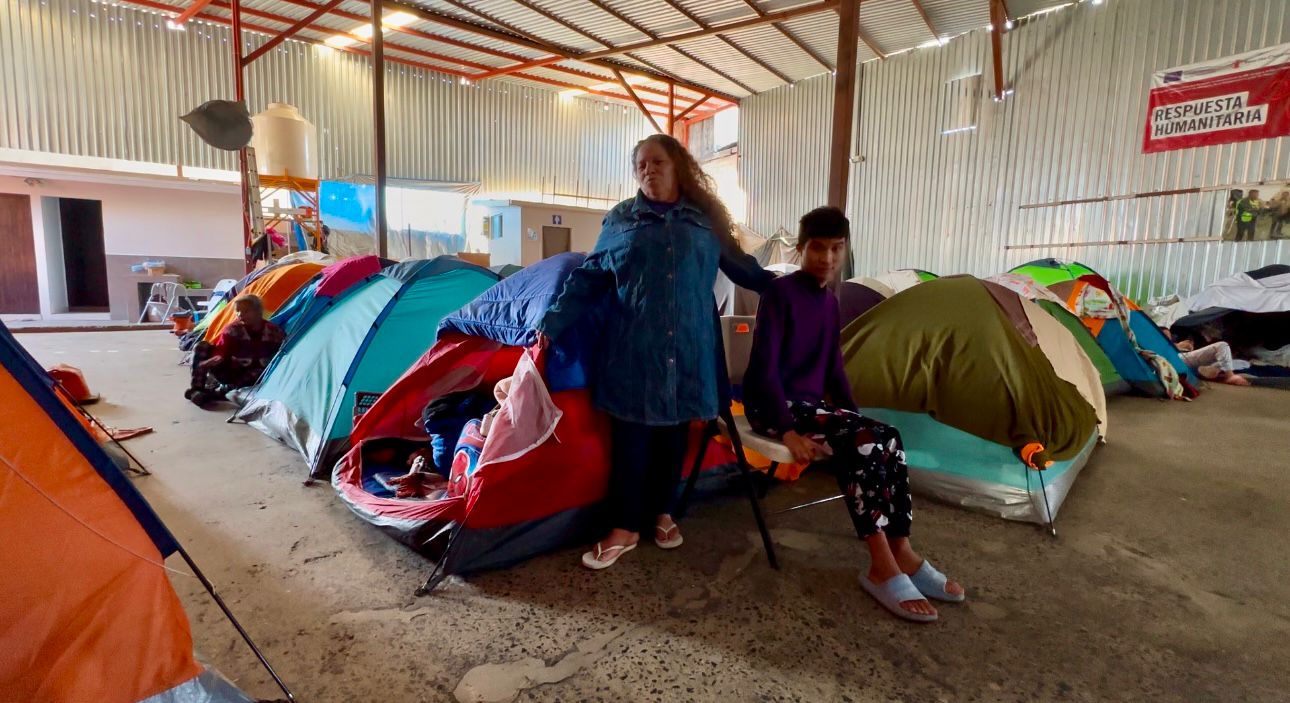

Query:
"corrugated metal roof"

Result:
[[100, 0, 1074, 105]]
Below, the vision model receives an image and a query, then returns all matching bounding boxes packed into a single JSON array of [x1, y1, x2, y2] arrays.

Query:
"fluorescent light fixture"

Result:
[[165, 18, 185, 30], [942, 125, 978, 135], [1091, 0, 1105, 4], [559, 88, 586, 100]]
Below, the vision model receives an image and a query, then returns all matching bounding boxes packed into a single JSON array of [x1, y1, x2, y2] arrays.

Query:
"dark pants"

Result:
[[609, 418, 689, 533], [755, 401, 913, 540], [1236, 221, 1256, 241]]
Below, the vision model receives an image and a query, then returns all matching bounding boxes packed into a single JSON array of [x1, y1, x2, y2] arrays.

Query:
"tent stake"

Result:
[[174, 544, 296, 702]]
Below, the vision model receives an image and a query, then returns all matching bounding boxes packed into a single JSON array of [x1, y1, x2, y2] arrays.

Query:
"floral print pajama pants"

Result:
[[756, 400, 913, 539]]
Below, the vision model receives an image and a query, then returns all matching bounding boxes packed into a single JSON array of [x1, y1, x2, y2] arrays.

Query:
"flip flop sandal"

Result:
[[859, 573, 938, 623], [581, 541, 637, 570], [909, 560, 966, 603], [654, 523, 684, 550]]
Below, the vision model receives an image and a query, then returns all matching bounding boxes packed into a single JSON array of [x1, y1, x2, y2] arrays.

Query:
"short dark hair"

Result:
[[798, 206, 850, 247]]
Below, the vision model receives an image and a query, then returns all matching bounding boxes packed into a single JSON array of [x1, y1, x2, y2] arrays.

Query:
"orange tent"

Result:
[[0, 322, 285, 702], [201, 261, 323, 344]]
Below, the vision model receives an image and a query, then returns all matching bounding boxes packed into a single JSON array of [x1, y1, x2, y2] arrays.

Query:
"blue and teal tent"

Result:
[[270, 255, 393, 339], [1011, 259, 1197, 397], [235, 257, 500, 477]]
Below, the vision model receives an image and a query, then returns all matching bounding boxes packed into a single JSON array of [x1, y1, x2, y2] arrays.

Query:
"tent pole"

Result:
[[174, 545, 296, 702], [54, 380, 150, 477], [416, 522, 463, 596], [1035, 468, 1057, 538]]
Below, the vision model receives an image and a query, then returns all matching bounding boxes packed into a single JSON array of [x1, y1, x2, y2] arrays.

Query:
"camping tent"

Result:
[[180, 260, 324, 351], [840, 277, 1106, 525], [1172, 264, 1290, 351], [872, 269, 938, 295], [270, 255, 392, 339], [332, 253, 611, 581], [989, 273, 1128, 394], [838, 278, 891, 327], [235, 257, 500, 477], [0, 322, 275, 702], [1011, 259, 1196, 397]]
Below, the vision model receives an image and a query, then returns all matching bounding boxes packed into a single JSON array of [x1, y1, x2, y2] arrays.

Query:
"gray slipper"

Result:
[[859, 573, 937, 623], [909, 560, 965, 602]]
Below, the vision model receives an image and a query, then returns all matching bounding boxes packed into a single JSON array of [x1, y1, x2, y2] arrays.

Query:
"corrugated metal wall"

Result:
[[0, 0, 650, 199], [741, 72, 833, 238], [741, 0, 1290, 299]]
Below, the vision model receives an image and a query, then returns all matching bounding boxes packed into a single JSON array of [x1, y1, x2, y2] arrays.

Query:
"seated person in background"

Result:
[[1163, 329, 1251, 386], [186, 294, 285, 406], [743, 206, 964, 623]]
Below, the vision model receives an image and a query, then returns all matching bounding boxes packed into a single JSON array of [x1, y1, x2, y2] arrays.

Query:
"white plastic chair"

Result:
[[138, 282, 183, 323]]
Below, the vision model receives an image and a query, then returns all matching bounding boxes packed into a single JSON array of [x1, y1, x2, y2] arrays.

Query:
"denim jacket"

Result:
[[539, 193, 773, 426]]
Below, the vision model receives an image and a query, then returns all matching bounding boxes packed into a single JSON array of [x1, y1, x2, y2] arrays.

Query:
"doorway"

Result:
[[0, 193, 39, 314], [58, 198, 109, 311], [542, 226, 571, 259]]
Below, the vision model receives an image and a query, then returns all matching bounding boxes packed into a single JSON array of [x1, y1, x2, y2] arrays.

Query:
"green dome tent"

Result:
[[841, 276, 1106, 525]]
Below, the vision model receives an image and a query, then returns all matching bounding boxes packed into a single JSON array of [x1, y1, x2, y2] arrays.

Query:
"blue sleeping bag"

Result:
[[438, 252, 597, 392]]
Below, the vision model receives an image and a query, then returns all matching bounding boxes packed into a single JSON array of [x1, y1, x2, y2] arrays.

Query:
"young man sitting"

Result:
[[742, 206, 964, 623], [186, 294, 285, 407]]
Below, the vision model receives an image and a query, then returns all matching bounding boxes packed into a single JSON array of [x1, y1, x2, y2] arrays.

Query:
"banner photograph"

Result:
[[1219, 185, 1290, 242], [1143, 42, 1290, 153]]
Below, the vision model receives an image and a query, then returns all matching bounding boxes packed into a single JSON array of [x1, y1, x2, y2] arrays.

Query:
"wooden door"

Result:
[[0, 193, 39, 314], [542, 226, 571, 259]]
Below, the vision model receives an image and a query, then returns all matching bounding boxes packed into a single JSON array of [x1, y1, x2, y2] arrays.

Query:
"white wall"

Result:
[[0, 172, 241, 316], [39, 197, 67, 314]]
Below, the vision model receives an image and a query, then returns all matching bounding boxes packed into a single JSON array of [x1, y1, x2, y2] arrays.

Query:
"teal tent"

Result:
[[234, 258, 500, 477]]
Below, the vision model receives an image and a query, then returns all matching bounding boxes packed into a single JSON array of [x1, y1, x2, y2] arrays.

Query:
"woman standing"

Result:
[[539, 134, 773, 570]]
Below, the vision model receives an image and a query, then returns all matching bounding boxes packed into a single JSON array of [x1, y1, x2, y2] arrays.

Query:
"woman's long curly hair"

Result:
[[632, 134, 738, 248]]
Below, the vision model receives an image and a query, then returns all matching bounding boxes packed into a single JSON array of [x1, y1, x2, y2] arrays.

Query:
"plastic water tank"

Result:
[[250, 103, 318, 180]]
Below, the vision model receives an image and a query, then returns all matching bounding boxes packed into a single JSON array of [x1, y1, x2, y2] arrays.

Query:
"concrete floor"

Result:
[[17, 330, 1290, 703]]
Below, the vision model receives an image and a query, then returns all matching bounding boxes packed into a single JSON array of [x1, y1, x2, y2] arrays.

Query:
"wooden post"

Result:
[[372, 1, 388, 258], [827, 0, 860, 209]]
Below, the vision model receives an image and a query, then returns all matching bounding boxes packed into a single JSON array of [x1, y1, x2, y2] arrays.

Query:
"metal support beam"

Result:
[[909, 0, 939, 41], [667, 83, 675, 135], [673, 96, 709, 123], [857, 28, 886, 60], [173, 0, 216, 25], [659, 0, 789, 87], [241, 0, 345, 66], [774, 22, 834, 71], [614, 69, 664, 134], [371, 1, 388, 259], [730, 0, 831, 74], [828, 0, 859, 209], [384, 0, 821, 98], [988, 0, 1005, 100], [229, 0, 254, 273]]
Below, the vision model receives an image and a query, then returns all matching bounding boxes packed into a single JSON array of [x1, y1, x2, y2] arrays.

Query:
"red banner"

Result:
[[1143, 42, 1290, 154]]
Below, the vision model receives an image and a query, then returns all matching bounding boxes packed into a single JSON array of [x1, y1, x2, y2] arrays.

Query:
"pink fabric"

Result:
[[477, 349, 562, 472], [316, 256, 385, 297]]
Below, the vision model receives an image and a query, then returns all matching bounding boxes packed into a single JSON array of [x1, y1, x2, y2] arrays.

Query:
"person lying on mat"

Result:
[[537, 134, 774, 570], [186, 294, 284, 407], [742, 206, 964, 623]]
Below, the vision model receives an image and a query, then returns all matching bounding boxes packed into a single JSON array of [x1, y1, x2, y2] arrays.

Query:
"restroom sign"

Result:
[[552, 214, 563, 225]]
